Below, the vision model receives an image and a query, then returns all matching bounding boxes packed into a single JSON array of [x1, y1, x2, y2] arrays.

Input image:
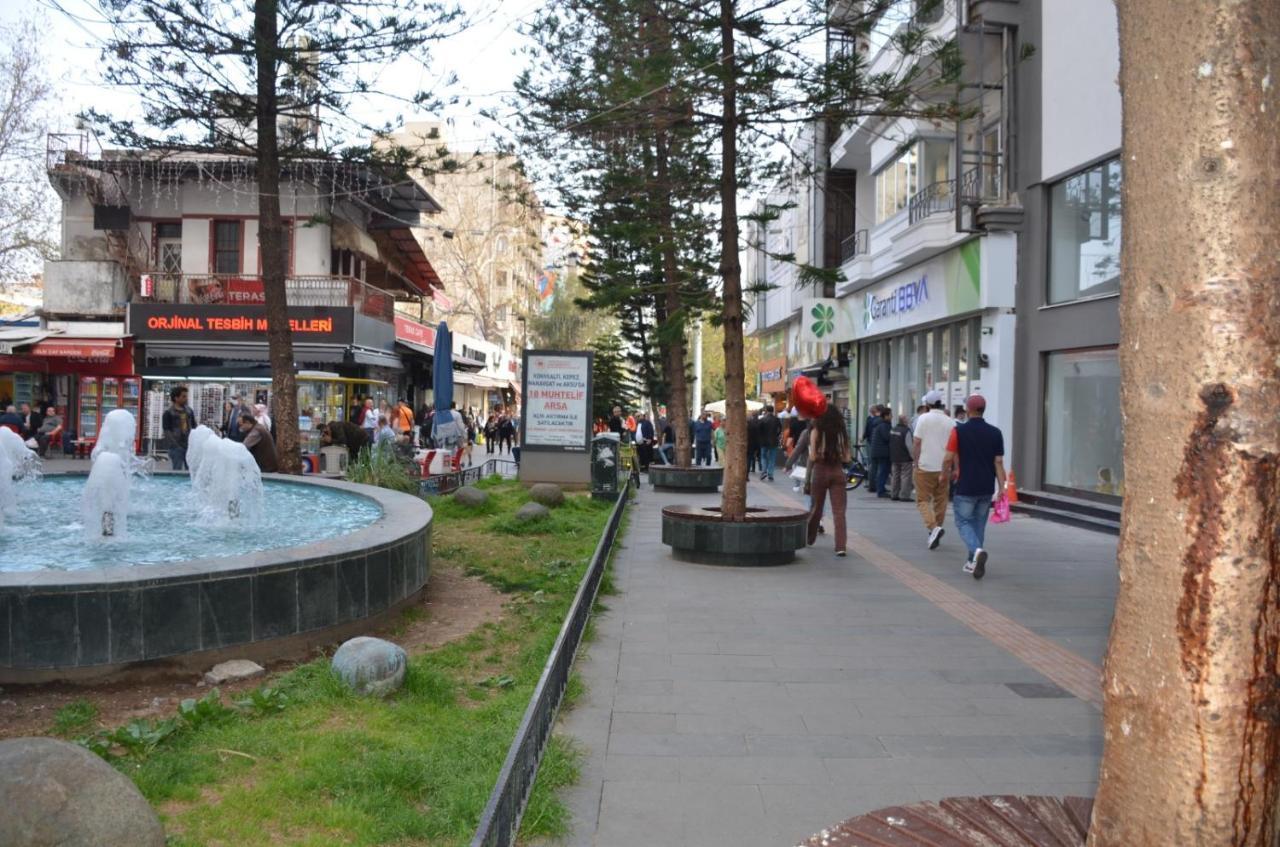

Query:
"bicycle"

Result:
[[846, 442, 869, 491]]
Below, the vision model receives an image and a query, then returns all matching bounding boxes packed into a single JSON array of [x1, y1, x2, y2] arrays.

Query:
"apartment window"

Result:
[[873, 139, 951, 223], [154, 222, 182, 274], [1048, 158, 1122, 303], [212, 220, 242, 274], [496, 305, 509, 322], [914, 0, 944, 24]]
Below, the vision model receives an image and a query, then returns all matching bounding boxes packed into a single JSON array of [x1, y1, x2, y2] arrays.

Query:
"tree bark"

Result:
[[655, 124, 693, 468], [717, 0, 747, 520], [1091, 3, 1279, 845], [254, 0, 300, 473]]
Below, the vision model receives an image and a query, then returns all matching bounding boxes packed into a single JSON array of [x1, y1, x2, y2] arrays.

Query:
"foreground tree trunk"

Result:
[[717, 0, 747, 520], [1091, 3, 1279, 844], [254, 0, 301, 473]]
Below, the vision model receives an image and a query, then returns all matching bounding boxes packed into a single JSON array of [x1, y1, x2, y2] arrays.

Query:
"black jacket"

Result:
[[889, 423, 913, 463], [759, 414, 782, 446], [746, 416, 760, 449], [868, 418, 892, 459]]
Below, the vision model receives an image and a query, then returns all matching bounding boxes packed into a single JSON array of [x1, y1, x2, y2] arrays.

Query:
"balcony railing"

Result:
[[136, 273, 396, 321], [907, 179, 956, 225], [840, 229, 869, 263]]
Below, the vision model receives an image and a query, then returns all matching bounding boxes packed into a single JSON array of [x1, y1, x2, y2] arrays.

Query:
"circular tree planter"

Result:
[[648, 465, 724, 493], [661, 504, 807, 566]]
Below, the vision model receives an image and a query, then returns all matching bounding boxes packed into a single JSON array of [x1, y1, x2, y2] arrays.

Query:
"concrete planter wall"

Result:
[[0, 475, 432, 684], [648, 465, 723, 493], [661, 505, 808, 566]]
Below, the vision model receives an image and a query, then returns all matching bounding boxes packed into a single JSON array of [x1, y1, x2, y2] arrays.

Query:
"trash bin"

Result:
[[591, 434, 621, 501]]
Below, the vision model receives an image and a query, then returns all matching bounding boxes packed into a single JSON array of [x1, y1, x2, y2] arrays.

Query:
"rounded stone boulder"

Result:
[[528, 482, 565, 507], [515, 502, 552, 522], [0, 736, 166, 847], [455, 485, 489, 508], [331, 636, 408, 697]]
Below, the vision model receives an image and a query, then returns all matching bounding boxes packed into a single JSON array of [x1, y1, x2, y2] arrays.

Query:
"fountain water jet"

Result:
[[91, 409, 150, 477], [186, 425, 216, 479], [82, 452, 130, 539], [192, 437, 263, 524], [0, 428, 40, 482]]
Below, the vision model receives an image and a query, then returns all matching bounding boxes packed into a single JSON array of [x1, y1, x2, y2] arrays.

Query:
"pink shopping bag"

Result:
[[990, 493, 1011, 523]]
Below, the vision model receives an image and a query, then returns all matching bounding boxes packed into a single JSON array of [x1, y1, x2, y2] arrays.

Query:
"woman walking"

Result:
[[808, 405, 852, 556]]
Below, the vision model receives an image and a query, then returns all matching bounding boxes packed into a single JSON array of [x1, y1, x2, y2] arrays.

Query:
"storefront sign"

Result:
[[852, 240, 983, 339], [129, 304, 354, 345], [29, 340, 119, 360], [759, 356, 787, 394], [226, 278, 266, 304], [394, 315, 437, 348], [521, 350, 593, 452], [799, 298, 857, 343]]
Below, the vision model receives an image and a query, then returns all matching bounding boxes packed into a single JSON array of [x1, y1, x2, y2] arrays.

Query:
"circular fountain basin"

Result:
[[0, 473, 432, 683]]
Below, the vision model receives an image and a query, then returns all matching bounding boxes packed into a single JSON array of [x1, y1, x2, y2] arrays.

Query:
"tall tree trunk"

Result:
[[254, 0, 300, 474], [655, 125, 693, 468], [1090, 3, 1279, 844], [717, 0, 747, 520]]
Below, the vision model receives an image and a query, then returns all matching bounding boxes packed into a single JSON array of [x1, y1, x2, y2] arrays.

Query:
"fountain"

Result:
[[0, 407, 433, 683]]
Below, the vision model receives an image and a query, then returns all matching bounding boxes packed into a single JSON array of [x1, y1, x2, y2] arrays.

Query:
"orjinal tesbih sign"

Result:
[[521, 350, 593, 452]]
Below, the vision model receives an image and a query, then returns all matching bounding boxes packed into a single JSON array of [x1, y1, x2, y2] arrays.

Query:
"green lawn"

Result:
[[66, 478, 616, 847]]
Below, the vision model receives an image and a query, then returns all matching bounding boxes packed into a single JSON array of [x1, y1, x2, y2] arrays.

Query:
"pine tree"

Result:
[[589, 333, 642, 420], [76, 0, 464, 472]]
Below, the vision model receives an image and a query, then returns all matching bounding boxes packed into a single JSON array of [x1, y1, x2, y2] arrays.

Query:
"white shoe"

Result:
[[928, 527, 944, 550], [963, 559, 976, 574]]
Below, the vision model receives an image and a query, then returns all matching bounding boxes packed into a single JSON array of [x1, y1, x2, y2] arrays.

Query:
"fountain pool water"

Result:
[[3, 475, 384, 572]]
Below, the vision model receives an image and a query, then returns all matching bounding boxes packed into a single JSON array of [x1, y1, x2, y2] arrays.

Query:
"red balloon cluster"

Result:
[[791, 376, 828, 419]]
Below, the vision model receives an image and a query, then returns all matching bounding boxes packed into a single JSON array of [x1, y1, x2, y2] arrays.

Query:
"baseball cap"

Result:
[[923, 389, 944, 406], [966, 394, 987, 414]]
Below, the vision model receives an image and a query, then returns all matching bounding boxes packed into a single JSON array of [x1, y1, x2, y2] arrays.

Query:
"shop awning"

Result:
[[395, 339, 434, 359], [28, 338, 121, 360], [348, 347, 402, 369], [508, 380, 521, 396], [453, 354, 485, 371], [0, 329, 50, 354], [453, 372, 507, 389]]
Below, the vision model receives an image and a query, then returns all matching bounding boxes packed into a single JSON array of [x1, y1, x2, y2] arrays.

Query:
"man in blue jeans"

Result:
[[941, 394, 1006, 580]]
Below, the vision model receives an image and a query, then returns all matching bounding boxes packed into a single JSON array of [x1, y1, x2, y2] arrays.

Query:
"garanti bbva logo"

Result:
[[864, 275, 929, 330]]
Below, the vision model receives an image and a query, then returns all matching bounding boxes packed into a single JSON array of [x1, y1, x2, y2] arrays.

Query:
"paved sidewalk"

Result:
[[554, 475, 1117, 847]]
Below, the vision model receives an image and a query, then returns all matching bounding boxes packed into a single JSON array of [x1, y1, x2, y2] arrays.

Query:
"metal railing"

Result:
[[958, 162, 1004, 204], [137, 273, 396, 321], [470, 477, 632, 847], [907, 178, 957, 225], [419, 457, 518, 495], [840, 229, 869, 263]]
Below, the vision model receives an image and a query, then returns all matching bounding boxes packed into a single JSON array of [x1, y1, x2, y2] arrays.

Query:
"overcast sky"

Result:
[[2, 0, 539, 153]]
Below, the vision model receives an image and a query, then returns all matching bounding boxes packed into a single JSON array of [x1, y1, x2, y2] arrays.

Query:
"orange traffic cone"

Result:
[[1006, 470, 1019, 503]]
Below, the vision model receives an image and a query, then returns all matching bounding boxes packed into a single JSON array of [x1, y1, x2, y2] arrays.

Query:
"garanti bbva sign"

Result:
[[855, 240, 983, 339]]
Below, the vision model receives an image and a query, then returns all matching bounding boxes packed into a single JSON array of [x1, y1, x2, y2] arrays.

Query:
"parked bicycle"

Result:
[[846, 442, 869, 491]]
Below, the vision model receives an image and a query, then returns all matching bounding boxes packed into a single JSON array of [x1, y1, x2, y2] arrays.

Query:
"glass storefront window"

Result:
[[938, 326, 951, 384], [923, 331, 934, 389], [1049, 158, 1122, 304], [1044, 349, 1124, 497]]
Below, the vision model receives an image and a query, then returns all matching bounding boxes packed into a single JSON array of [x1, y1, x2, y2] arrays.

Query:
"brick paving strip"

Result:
[[753, 483, 1104, 709]]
